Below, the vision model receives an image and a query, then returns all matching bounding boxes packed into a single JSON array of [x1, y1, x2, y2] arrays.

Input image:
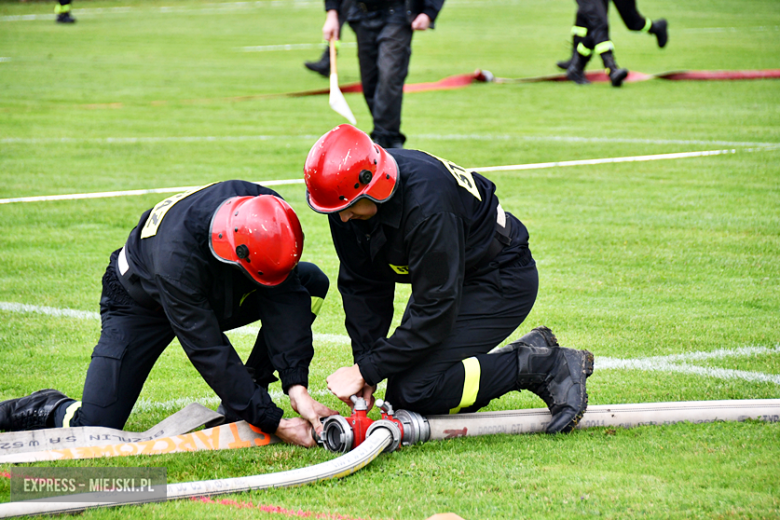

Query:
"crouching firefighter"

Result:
[[0, 180, 337, 447], [303, 125, 594, 433]]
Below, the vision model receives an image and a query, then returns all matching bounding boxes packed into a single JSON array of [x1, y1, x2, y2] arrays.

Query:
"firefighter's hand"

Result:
[[274, 418, 318, 448], [288, 385, 338, 437], [411, 13, 431, 31], [322, 9, 340, 41], [358, 383, 378, 411], [326, 364, 366, 407]]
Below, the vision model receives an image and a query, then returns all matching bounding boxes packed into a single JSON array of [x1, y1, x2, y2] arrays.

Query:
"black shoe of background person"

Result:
[[557, 57, 573, 71], [601, 51, 628, 87], [609, 67, 629, 87], [304, 48, 331, 78], [650, 19, 668, 48], [56, 12, 76, 23], [373, 136, 404, 149], [566, 52, 591, 85], [0, 389, 72, 431]]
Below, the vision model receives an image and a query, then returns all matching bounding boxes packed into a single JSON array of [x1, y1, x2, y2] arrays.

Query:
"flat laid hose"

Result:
[[0, 428, 394, 519], [424, 399, 780, 440], [2, 399, 778, 518]]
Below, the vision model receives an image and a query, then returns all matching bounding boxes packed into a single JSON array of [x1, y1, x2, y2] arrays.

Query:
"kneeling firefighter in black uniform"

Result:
[[0, 180, 337, 447], [303, 125, 594, 434]]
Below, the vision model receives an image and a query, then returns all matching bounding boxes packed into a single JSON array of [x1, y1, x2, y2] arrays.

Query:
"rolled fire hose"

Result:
[[0, 427, 395, 519]]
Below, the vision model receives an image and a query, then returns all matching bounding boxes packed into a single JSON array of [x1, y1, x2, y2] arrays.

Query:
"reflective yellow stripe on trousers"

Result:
[[449, 357, 481, 414]]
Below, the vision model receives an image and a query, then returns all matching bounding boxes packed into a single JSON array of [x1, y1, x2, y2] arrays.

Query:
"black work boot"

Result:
[[0, 389, 72, 431], [304, 48, 331, 78], [601, 51, 628, 87], [491, 326, 559, 355], [649, 19, 668, 48], [556, 47, 575, 71], [566, 51, 591, 85], [510, 342, 594, 433], [557, 35, 585, 71], [56, 12, 76, 23]]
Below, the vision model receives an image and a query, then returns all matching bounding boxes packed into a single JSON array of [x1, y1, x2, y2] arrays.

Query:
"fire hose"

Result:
[[1, 398, 778, 518]]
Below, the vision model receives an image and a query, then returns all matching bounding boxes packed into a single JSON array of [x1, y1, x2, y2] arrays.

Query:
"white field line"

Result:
[[476, 149, 738, 173], [0, 1, 318, 22], [0, 301, 348, 346], [1, 135, 319, 144], [4, 134, 777, 148], [681, 26, 780, 34], [3, 146, 778, 205], [0, 180, 303, 204], [0, 0, 541, 22], [2, 301, 779, 397], [241, 42, 355, 52]]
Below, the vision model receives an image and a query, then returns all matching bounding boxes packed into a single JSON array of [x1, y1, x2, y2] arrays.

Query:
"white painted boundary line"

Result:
[[4, 134, 777, 148], [0, 301, 348, 345], [0, 0, 319, 22], [241, 42, 355, 52], [1, 135, 319, 144], [2, 301, 779, 392], [0, 180, 303, 205], [477, 149, 737, 173], [3, 146, 777, 205]]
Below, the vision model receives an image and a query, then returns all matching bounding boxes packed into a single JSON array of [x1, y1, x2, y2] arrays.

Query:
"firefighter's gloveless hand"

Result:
[[288, 384, 338, 438], [275, 417, 319, 448], [327, 364, 375, 408]]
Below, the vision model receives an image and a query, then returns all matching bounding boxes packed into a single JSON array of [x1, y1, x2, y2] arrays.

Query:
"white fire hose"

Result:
[[0, 427, 395, 518], [1, 399, 778, 518]]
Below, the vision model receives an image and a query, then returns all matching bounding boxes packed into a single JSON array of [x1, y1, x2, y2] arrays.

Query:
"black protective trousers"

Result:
[[65, 252, 328, 429], [350, 8, 413, 147], [383, 247, 539, 416], [574, 0, 610, 47], [574, 0, 648, 47], [611, 0, 648, 32]]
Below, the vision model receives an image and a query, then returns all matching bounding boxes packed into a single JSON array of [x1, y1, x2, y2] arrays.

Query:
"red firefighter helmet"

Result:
[[209, 195, 304, 286], [304, 124, 398, 213]]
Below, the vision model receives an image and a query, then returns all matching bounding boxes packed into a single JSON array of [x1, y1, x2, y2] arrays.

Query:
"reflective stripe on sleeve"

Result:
[[311, 296, 324, 316]]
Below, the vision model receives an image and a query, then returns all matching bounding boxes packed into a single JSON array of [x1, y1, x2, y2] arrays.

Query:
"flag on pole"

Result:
[[328, 39, 356, 124]]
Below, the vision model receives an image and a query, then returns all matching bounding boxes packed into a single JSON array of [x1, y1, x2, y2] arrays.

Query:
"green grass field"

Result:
[[1, 0, 779, 517]]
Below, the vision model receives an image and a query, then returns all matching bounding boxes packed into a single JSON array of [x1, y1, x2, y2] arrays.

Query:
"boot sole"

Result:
[[547, 349, 594, 433], [610, 70, 629, 87], [565, 349, 594, 432]]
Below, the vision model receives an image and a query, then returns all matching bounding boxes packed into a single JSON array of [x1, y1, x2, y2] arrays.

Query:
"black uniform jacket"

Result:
[[324, 0, 445, 25], [123, 180, 313, 433], [329, 150, 529, 386]]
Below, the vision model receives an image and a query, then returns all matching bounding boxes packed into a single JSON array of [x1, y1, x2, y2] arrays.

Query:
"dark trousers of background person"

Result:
[[575, 0, 610, 48], [610, 0, 649, 31], [349, 5, 412, 148]]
